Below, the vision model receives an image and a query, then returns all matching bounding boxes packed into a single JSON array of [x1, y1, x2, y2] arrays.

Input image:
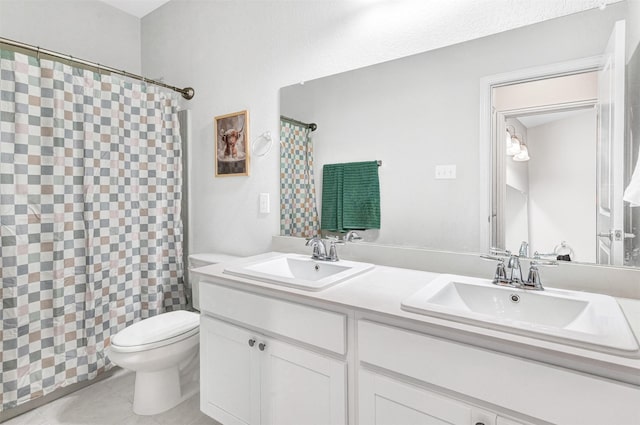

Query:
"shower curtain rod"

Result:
[[281, 115, 318, 131], [0, 37, 195, 100]]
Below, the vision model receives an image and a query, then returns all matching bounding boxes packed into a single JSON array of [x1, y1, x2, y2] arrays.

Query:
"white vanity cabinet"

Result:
[[200, 316, 260, 425], [358, 320, 640, 425], [199, 283, 348, 425], [359, 369, 497, 425], [197, 273, 640, 425]]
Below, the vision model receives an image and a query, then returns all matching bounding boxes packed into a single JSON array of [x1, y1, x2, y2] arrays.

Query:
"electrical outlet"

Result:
[[435, 165, 456, 180]]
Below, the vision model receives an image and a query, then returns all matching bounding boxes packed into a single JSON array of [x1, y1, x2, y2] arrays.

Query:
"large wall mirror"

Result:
[[280, 1, 640, 269]]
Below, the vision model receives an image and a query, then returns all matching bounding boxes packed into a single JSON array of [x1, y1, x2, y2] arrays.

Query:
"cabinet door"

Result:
[[260, 337, 347, 425], [200, 316, 261, 425], [359, 369, 492, 425]]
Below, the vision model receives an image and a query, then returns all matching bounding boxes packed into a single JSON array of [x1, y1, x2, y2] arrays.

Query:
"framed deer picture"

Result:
[[214, 110, 250, 176]]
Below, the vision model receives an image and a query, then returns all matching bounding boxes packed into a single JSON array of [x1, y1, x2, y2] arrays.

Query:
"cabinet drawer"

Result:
[[358, 320, 640, 425], [200, 282, 346, 355], [359, 369, 480, 425]]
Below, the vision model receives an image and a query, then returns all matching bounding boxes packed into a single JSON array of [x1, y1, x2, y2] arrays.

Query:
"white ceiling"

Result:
[[99, 0, 171, 18]]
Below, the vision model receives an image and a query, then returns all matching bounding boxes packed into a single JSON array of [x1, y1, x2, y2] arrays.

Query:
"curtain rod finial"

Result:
[[181, 87, 195, 100]]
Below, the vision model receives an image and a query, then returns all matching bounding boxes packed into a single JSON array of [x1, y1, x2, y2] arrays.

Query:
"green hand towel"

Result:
[[321, 161, 380, 232], [320, 163, 344, 231], [343, 161, 380, 229]]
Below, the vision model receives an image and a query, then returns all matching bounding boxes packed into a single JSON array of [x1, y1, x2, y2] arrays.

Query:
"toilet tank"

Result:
[[189, 253, 242, 311]]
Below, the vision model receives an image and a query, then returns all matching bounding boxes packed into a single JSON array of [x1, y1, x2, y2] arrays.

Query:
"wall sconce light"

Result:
[[505, 126, 521, 156], [513, 137, 530, 162]]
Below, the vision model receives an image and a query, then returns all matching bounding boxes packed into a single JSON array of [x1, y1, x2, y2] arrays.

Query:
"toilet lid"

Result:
[[111, 310, 199, 347]]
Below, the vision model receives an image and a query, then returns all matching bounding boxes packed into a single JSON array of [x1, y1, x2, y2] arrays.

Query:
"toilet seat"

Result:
[[110, 310, 200, 353]]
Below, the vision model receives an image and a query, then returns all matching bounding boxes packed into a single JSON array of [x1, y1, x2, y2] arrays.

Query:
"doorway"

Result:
[[498, 104, 598, 262]]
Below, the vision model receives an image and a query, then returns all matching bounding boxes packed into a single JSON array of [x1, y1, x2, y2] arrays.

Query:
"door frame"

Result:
[[478, 55, 604, 252], [596, 19, 627, 265]]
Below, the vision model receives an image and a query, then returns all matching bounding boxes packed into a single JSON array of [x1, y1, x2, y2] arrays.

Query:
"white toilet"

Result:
[[107, 253, 240, 415]]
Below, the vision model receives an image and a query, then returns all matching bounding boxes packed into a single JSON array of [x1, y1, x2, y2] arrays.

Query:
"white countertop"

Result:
[[193, 251, 640, 383]]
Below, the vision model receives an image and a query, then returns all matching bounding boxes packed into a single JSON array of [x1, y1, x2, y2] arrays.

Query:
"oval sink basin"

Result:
[[223, 253, 374, 291], [401, 274, 639, 356]]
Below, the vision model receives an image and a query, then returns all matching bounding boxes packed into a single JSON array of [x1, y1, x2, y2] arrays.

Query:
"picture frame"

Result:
[[214, 110, 250, 177]]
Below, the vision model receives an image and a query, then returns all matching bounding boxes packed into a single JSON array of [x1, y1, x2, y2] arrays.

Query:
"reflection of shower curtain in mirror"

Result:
[[280, 120, 319, 237], [0, 50, 185, 412]]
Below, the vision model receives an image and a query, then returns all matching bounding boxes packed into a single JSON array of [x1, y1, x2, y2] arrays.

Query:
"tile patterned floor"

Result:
[[3, 369, 219, 425]]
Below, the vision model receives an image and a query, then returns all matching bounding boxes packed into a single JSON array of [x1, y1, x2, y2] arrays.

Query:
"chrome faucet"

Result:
[[481, 248, 554, 291], [344, 231, 363, 242], [305, 236, 342, 262], [305, 236, 327, 260]]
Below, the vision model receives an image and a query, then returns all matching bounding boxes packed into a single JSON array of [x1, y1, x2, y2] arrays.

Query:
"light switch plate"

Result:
[[435, 165, 456, 179], [259, 193, 270, 214]]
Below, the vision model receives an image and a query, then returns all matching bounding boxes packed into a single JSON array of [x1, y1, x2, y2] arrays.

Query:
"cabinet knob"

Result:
[[248, 339, 256, 347], [258, 342, 267, 351]]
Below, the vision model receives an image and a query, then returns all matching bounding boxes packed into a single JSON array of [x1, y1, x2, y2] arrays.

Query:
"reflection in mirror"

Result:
[[493, 72, 599, 264], [279, 1, 640, 269], [501, 107, 598, 264], [492, 17, 639, 267]]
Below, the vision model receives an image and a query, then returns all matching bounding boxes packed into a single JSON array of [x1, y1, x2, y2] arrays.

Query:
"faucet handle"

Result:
[[328, 243, 339, 261], [525, 263, 543, 290], [324, 236, 342, 261], [493, 261, 509, 285], [480, 254, 510, 285], [523, 260, 556, 290]]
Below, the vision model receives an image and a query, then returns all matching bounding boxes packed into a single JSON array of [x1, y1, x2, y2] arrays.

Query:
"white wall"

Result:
[[505, 186, 530, 254], [0, 0, 141, 73], [528, 109, 597, 263]]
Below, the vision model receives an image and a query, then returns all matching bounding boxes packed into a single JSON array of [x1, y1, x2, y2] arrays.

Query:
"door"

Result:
[[596, 20, 626, 265], [358, 369, 496, 425], [200, 316, 261, 425], [260, 337, 347, 425]]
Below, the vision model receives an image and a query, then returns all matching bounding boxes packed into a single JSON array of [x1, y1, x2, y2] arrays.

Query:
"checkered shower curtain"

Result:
[[0, 50, 185, 411], [280, 119, 319, 238]]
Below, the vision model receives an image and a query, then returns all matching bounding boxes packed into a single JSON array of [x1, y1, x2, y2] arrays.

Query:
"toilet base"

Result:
[[132, 352, 200, 416], [133, 368, 180, 415]]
